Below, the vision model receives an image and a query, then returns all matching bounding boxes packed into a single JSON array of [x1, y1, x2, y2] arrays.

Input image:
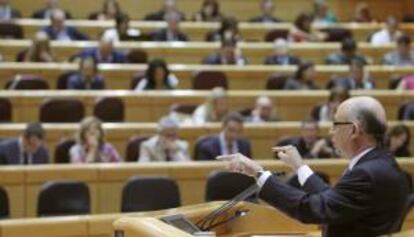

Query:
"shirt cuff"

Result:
[[297, 165, 314, 186], [257, 171, 272, 188]]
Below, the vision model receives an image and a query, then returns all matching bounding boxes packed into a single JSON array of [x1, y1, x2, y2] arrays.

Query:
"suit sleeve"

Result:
[[196, 143, 214, 161], [259, 168, 373, 225], [302, 174, 330, 194]]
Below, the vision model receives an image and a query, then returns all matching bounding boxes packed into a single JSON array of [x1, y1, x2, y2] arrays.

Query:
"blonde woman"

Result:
[[192, 87, 228, 124], [70, 116, 122, 163]]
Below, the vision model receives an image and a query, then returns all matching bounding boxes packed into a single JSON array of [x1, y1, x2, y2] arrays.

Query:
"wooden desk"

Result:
[[0, 39, 397, 65]]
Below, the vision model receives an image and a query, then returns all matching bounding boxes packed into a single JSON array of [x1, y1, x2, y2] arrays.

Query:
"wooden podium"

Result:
[[113, 201, 320, 237]]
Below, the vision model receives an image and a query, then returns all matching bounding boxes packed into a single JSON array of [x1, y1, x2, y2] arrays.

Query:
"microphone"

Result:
[[196, 183, 260, 231]]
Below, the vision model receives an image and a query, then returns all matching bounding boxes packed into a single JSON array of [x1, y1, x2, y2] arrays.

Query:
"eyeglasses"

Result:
[[332, 121, 354, 127]]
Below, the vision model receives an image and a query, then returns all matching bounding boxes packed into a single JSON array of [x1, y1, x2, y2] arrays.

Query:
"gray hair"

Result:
[[157, 116, 179, 133]]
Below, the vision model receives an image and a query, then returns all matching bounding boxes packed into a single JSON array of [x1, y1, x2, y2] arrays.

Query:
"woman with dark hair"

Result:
[[284, 62, 319, 90], [67, 56, 105, 89], [102, 13, 141, 42], [89, 0, 123, 20], [23, 31, 55, 62], [193, 0, 222, 22], [311, 87, 350, 121], [207, 16, 242, 42], [386, 124, 411, 157], [134, 59, 179, 90], [288, 12, 326, 42]]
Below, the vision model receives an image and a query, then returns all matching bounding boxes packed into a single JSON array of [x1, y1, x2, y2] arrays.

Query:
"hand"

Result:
[[272, 145, 304, 171], [164, 139, 178, 153], [216, 153, 263, 177]]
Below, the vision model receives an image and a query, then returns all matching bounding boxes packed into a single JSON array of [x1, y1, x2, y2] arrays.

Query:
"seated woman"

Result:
[[134, 59, 179, 90], [312, 0, 337, 24], [386, 124, 411, 157], [288, 12, 326, 43], [311, 87, 350, 121], [284, 62, 319, 90], [193, 0, 223, 22], [207, 16, 242, 42], [192, 87, 228, 124], [70, 116, 122, 163], [22, 31, 55, 62], [67, 57, 105, 89], [89, 0, 123, 20], [102, 14, 141, 42]]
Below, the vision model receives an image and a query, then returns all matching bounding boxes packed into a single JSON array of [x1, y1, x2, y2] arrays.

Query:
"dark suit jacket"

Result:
[[260, 148, 410, 237], [195, 135, 251, 161], [144, 10, 186, 21], [264, 54, 301, 65], [249, 15, 282, 23], [42, 26, 89, 41], [77, 48, 126, 63], [202, 53, 248, 65], [327, 77, 375, 90], [0, 138, 49, 165], [67, 73, 105, 90], [32, 8, 72, 19], [151, 29, 189, 42]]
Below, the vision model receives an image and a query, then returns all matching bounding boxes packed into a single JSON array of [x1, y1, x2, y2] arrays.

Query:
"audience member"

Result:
[[249, 0, 282, 23], [32, 0, 72, 19], [328, 59, 375, 90], [134, 58, 179, 90], [309, 136, 338, 158], [207, 17, 242, 42], [193, 0, 222, 22], [89, 0, 123, 20], [264, 38, 301, 65], [102, 14, 141, 42], [396, 75, 414, 90], [76, 35, 126, 63], [70, 116, 122, 163], [139, 117, 190, 162], [288, 12, 326, 42], [312, 0, 337, 24], [284, 62, 319, 90], [0, 0, 21, 20], [23, 31, 55, 62], [42, 9, 88, 41], [370, 16, 403, 45], [144, 0, 186, 21], [0, 123, 49, 165], [383, 34, 414, 66], [386, 124, 411, 157], [352, 2, 375, 23], [203, 38, 247, 65], [246, 96, 279, 123], [193, 87, 228, 124], [325, 38, 368, 65], [311, 87, 350, 121], [151, 11, 189, 41], [67, 57, 105, 90], [195, 112, 251, 161]]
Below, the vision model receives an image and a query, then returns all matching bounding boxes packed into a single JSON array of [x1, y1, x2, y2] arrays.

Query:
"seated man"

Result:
[[0, 123, 49, 165], [370, 15, 403, 45], [203, 38, 247, 65], [196, 113, 251, 161], [383, 34, 414, 66], [327, 59, 375, 90], [144, 0, 185, 21], [102, 14, 141, 42], [249, 0, 282, 23], [151, 11, 189, 42], [42, 9, 88, 41], [0, 0, 21, 20], [76, 35, 126, 63], [139, 117, 190, 162], [246, 96, 280, 123], [325, 38, 368, 65], [32, 0, 72, 19], [264, 38, 301, 65]]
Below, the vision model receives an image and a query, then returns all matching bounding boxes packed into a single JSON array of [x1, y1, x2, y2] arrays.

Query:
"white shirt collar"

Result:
[[348, 147, 374, 170]]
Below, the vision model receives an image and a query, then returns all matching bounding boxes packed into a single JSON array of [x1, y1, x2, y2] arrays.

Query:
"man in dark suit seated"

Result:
[[249, 0, 282, 23], [219, 96, 410, 237], [264, 38, 301, 65], [203, 38, 248, 65], [325, 38, 368, 65], [41, 9, 88, 41], [76, 35, 126, 63], [0, 0, 21, 20], [0, 123, 49, 165], [196, 113, 251, 161], [32, 0, 72, 19], [151, 11, 189, 42], [327, 59, 375, 90], [144, 0, 186, 21]]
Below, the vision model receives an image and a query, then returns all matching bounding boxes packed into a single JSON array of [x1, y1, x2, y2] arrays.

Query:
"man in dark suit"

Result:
[[41, 9, 88, 41], [218, 96, 410, 237], [144, 0, 185, 21], [203, 38, 248, 65], [76, 36, 126, 63], [249, 0, 282, 23], [264, 39, 301, 65], [328, 59, 375, 90], [151, 11, 189, 42], [0, 123, 49, 165], [196, 113, 251, 161], [325, 38, 368, 65], [32, 0, 72, 19], [0, 0, 21, 20]]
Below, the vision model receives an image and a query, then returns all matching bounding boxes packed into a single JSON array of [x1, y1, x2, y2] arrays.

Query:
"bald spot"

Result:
[[339, 96, 386, 124]]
